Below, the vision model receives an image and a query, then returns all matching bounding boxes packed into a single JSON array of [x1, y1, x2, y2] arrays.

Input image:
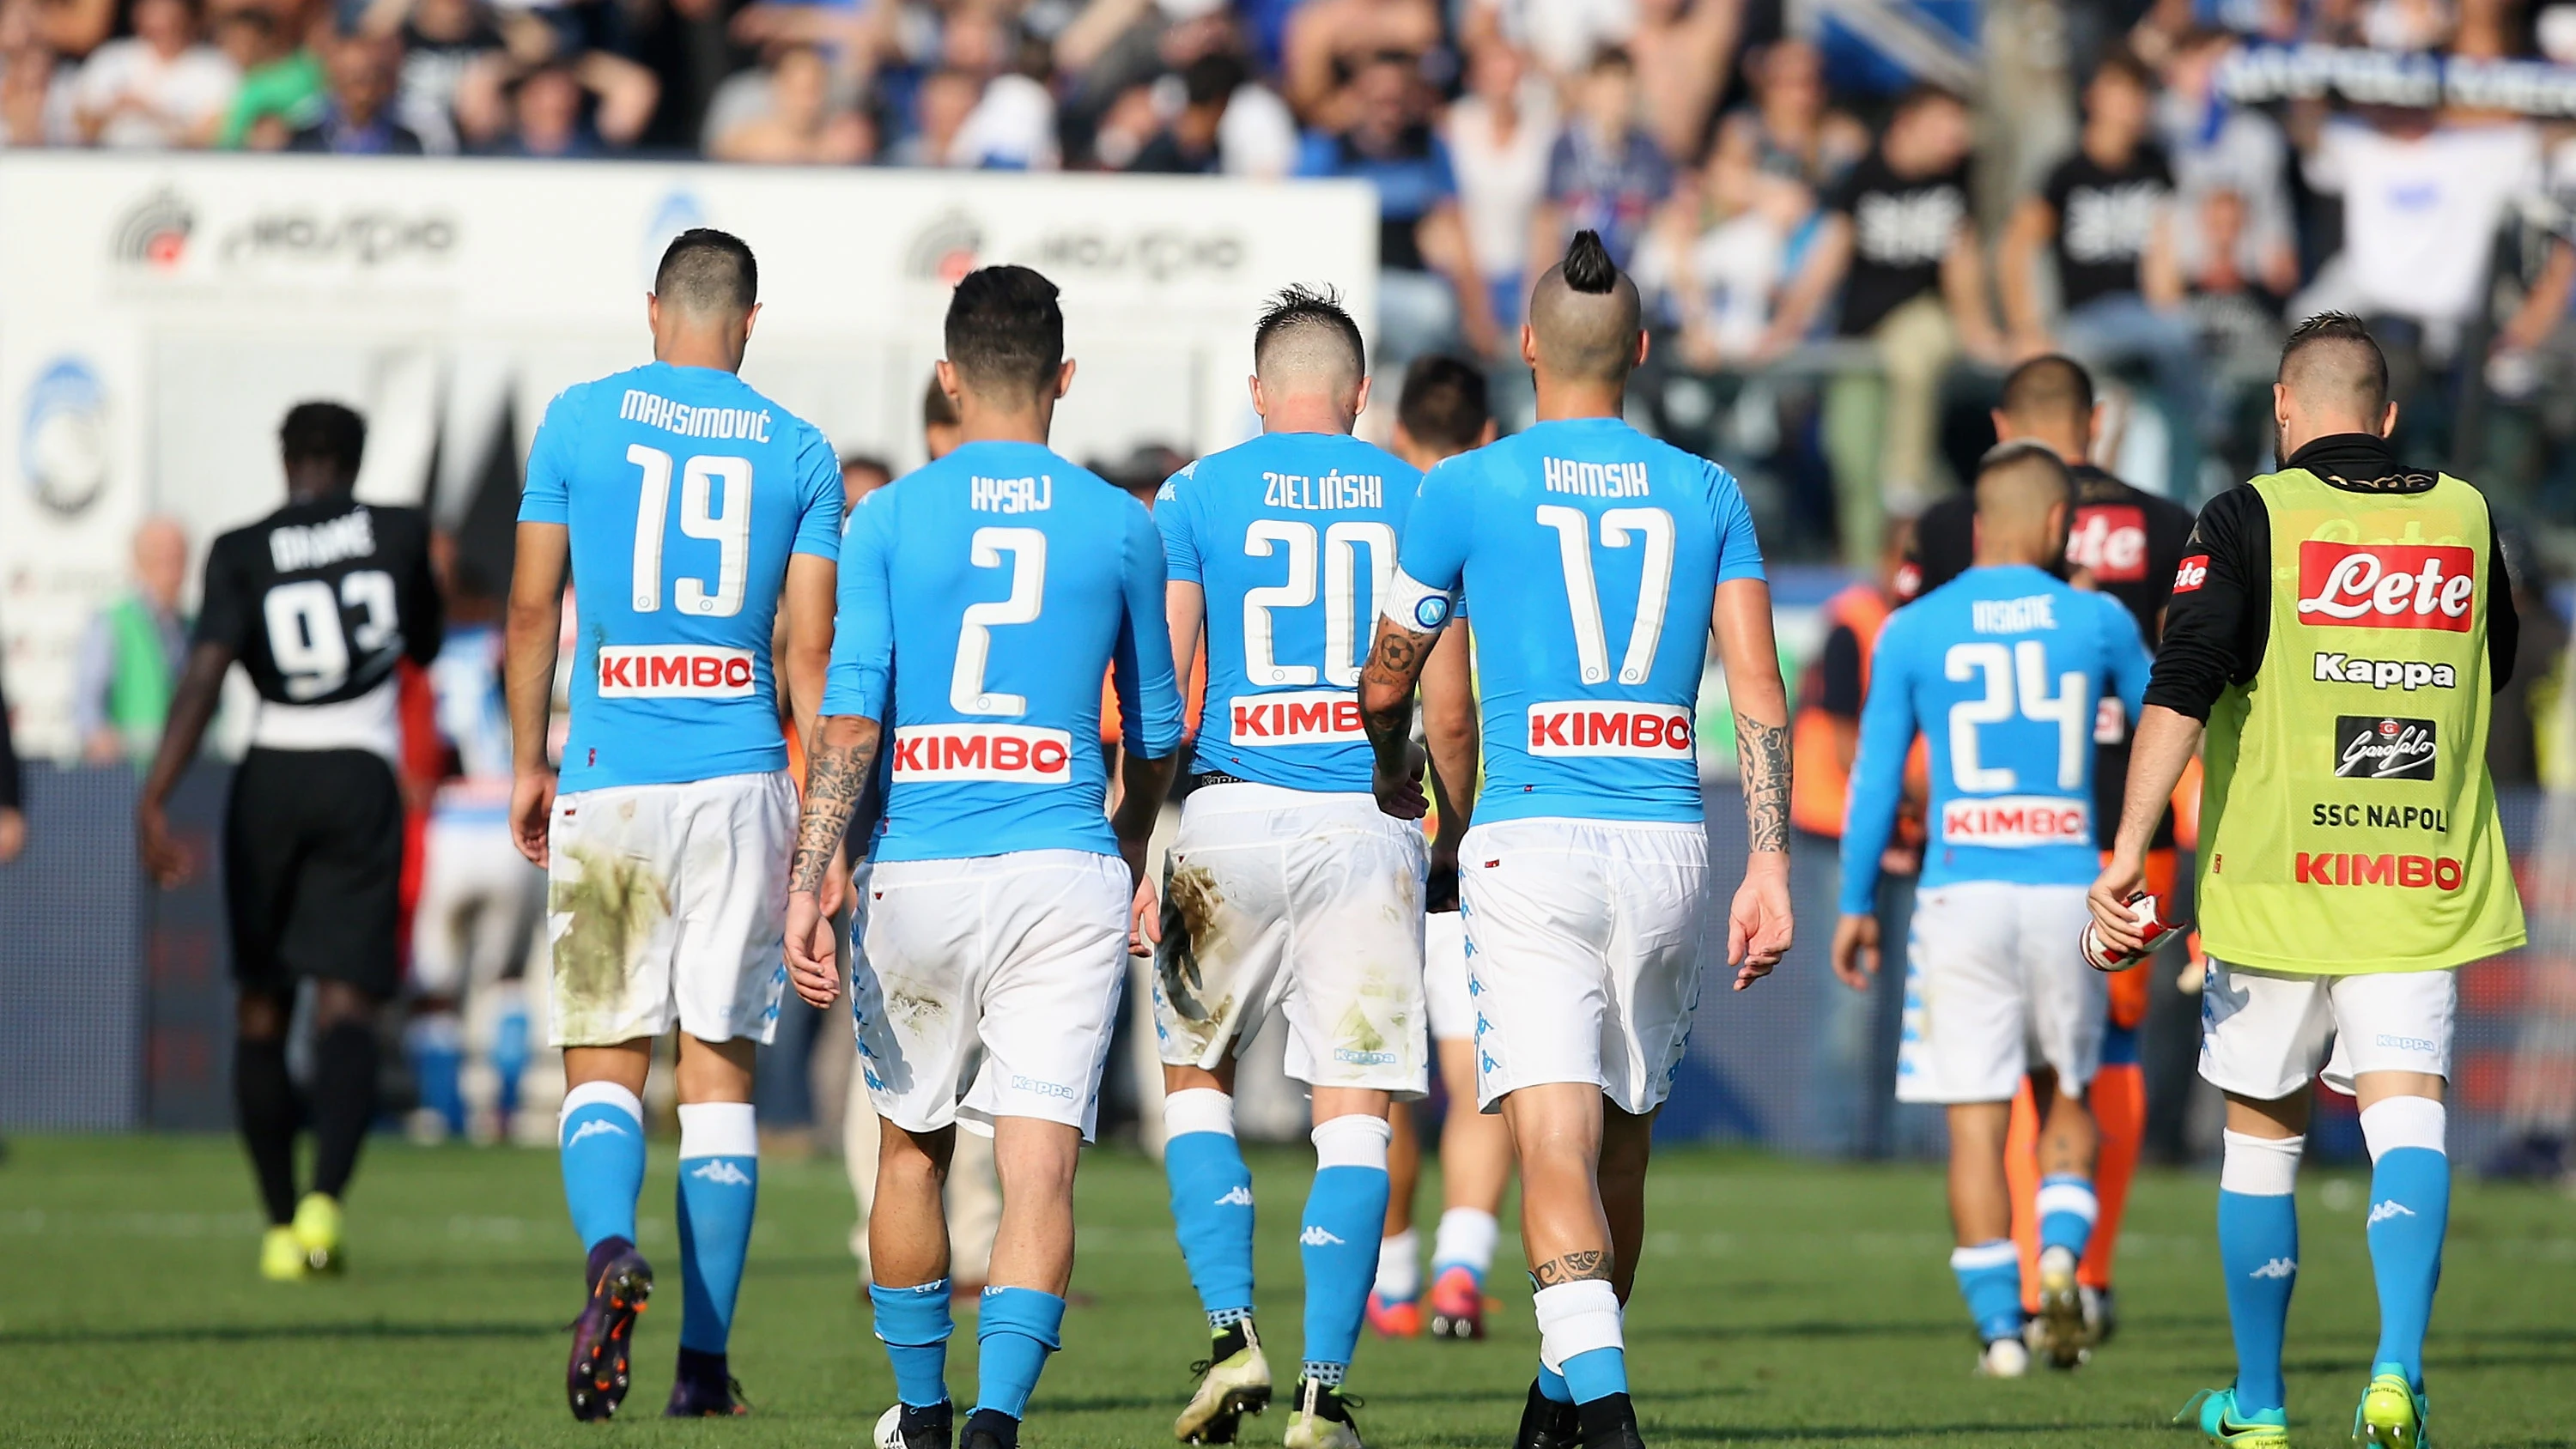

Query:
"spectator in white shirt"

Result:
[[70, 0, 236, 148], [1443, 38, 1556, 329]]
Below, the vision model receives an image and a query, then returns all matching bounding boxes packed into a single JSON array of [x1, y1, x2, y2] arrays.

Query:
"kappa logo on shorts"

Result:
[[1010, 1073, 1076, 1101], [1525, 701, 1694, 758], [891, 724, 1075, 784], [2375, 1032, 2438, 1054], [597, 645, 756, 698], [1333, 1047, 1398, 1065], [1228, 690, 1364, 745]]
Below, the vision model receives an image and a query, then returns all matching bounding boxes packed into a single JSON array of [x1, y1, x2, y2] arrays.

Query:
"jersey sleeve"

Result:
[[1389, 458, 1472, 612], [1837, 613, 1915, 917], [1708, 461, 1767, 583], [518, 389, 577, 525], [1156, 466, 1203, 585], [820, 490, 896, 720], [1112, 497, 1185, 759], [191, 534, 251, 653], [792, 426, 845, 560], [2103, 593, 2153, 720]]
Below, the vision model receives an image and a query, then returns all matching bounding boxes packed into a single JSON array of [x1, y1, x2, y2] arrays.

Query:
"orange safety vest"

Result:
[[1789, 585, 1893, 839]]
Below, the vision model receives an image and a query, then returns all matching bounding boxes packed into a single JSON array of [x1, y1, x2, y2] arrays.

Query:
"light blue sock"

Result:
[[1162, 1091, 1257, 1325], [2036, 1173, 2099, 1260], [1561, 1347, 1628, 1404], [973, 1287, 1066, 1420], [675, 1103, 758, 1355], [2218, 1189, 2299, 1413], [1537, 1363, 1573, 1404], [405, 1013, 464, 1136], [870, 1280, 955, 1409], [1949, 1240, 2024, 1344], [2367, 1147, 2449, 1391], [1298, 1115, 1393, 1385], [557, 1082, 646, 1252]]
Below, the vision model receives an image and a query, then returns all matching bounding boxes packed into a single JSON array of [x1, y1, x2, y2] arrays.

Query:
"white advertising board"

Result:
[[0, 154, 1378, 755]]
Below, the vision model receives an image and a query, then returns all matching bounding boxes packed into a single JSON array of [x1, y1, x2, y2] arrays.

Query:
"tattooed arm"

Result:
[[1712, 576, 1794, 987], [1359, 615, 1443, 821], [784, 712, 884, 1007]]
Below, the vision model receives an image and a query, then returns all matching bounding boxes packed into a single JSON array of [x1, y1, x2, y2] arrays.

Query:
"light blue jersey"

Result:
[[519, 361, 842, 793], [1394, 416, 1765, 824], [428, 621, 513, 823], [1158, 432, 1420, 792], [1838, 564, 2153, 915], [823, 440, 1184, 863]]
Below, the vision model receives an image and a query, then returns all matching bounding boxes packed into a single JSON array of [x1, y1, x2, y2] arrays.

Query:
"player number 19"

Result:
[[628, 444, 752, 617]]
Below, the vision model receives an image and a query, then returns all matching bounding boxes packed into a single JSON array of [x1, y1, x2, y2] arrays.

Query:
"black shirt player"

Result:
[[137, 402, 441, 1281]]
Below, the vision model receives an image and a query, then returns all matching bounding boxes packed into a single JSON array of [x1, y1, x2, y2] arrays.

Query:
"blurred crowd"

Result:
[[11, 0, 2576, 538]]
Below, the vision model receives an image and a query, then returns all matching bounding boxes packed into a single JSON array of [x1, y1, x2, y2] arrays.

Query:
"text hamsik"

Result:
[[617, 389, 774, 442], [1541, 458, 1651, 498]]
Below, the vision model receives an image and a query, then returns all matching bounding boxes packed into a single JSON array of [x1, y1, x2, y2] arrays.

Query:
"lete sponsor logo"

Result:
[[597, 645, 755, 698], [1939, 796, 2092, 846], [1229, 690, 1364, 744], [890, 723, 1074, 783], [2334, 716, 2437, 781], [2067, 504, 2148, 582], [1525, 701, 1695, 758], [2172, 554, 2209, 592], [2293, 852, 2465, 889], [2296, 541, 2475, 631]]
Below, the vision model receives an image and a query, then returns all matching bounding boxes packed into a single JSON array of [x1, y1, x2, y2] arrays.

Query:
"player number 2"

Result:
[[1942, 641, 2087, 792], [1536, 505, 1674, 685], [1242, 520, 1398, 688], [628, 445, 751, 617], [264, 570, 397, 700], [952, 527, 1047, 715]]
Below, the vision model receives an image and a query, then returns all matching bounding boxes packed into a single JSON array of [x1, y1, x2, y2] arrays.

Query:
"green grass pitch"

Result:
[[2, 1135, 2571, 1446]]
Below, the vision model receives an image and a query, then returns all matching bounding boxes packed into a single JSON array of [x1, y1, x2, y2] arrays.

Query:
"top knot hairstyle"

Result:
[[945, 264, 1066, 403], [1561, 229, 1619, 294]]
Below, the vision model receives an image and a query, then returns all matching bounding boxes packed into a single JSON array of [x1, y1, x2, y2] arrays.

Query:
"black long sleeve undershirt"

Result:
[[2144, 433, 2519, 721]]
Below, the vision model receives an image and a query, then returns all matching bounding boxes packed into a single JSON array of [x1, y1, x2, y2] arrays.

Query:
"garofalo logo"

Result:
[[2335, 716, 2437, 781]]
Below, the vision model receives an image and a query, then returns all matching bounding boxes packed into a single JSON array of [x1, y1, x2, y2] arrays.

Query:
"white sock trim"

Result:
[[677, 1101, 758, 1160], [1375, 1228, 1422, 1300], [2033, 1179, 2099, 1225], [1312, 1113, 1394, 1171], [1948, 1240, 2017, 1271], [1532, 1279, 1623, 1373], [2220, 1130, 2305, 1196], [560, 1081, 644, 1136], [1163, 1088, 1236, 1140], [1432, 1207, 1500, 1272], [2360, 1096, 2447, 1161]]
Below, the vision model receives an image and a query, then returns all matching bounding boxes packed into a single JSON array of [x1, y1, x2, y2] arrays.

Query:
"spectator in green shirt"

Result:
[[214, 7, 322, 148]]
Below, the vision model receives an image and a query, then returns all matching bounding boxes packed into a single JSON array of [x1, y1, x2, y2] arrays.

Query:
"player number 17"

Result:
[[1536, 504, 1674, 685]]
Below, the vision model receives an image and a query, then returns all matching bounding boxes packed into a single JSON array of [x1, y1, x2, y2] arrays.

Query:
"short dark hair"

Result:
[[922, 369, 959, 428], [1561, 229, 1618, 294], [1253, 284, 1366, 380], [1397, 356, 1490, 454], [1182, 52, 1246, 108], [1998, 355, 2094, 427], [279, 401, 365, 477], [1589, 45, 1634, 74], [655, 227, 758, 314], [840, 452, 893, 479], [2279, 311, 2390, 420], [2093, 44, 2155, 92], [1893, 82, 1967, 119], [945, 264, 1064, 402]]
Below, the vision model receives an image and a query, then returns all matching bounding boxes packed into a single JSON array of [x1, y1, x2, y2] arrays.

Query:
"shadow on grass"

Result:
[[1653, 1418, 2146, 1442], [0, 1319, 553, 1348]]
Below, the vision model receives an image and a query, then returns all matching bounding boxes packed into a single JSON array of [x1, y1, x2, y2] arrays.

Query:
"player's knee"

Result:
[[235, 991, 292, 1042]]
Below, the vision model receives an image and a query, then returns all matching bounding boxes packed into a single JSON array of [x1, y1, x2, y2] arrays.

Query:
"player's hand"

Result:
[[785, 888, 841, 1008], [2087, 852, 2150, 957], [1425, 842, 1459, 913], [136, 800, 191, 886], [1371, 742, 1428, 822], [1830, 912, 1880, 991], [510, 768, 557, 869], [819, 850, 850, 918], [1725, 852, 1792, 989], [1130, 874, 1162, 957], [0, 807, 25, 866]]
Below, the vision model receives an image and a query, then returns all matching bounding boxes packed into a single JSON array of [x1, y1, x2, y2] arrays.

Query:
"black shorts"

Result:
[[223, 748, 405, 998]]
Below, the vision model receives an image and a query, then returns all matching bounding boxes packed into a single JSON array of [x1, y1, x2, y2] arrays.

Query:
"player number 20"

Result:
[[1241, 519, 1397, 688], [264, 570, 398, 700], [1943, 640, 2087, 792], [1536, 505, 1674, 686], [628, 445, 751, 617]]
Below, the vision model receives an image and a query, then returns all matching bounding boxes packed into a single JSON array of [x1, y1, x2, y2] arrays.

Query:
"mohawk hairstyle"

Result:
[[1562, 230, 1618, 294]]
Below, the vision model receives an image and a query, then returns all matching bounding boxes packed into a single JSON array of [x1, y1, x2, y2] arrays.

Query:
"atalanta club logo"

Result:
[[20, 356, 110, 518], [2334, 715, 2437, 781], [906, 210, 982, 287], [113, 186, 192, 269]]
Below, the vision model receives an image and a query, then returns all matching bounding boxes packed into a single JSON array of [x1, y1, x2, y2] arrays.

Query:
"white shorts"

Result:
[[1897, 882, 2104, 1105], [854, 848, 1130, 1139], [2199, 959, 2457, 1100], [414, 813, 542, 997], [1459, 816, 1708, 1116], [1424, 910, 1473, 1043], [545, 770, 795, 1048], [1152, 784, 1429, 1096]]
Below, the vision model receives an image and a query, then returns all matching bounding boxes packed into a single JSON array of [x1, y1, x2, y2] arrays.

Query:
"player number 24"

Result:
[[628, 445, 751, 618], [1242, 519, 1397, 688], [1943, 641, 2086, 792]]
